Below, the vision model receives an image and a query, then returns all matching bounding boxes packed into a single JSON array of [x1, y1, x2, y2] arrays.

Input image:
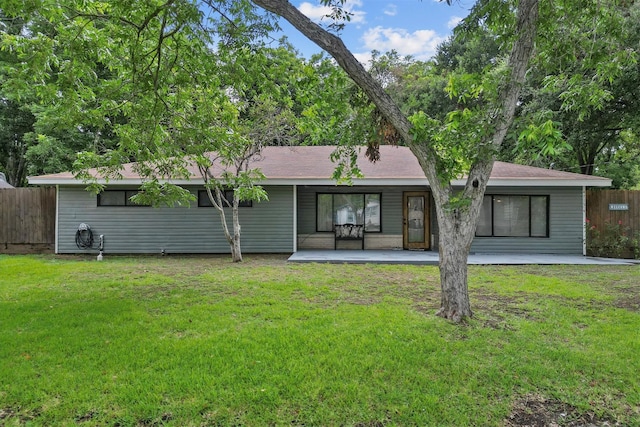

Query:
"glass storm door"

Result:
[[403, 191, 430, 250]]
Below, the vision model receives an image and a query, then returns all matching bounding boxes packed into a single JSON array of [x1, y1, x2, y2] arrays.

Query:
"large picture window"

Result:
[[97, 190, 150, 207], [476, 195, 549, 237], [317, 193, 381, 233]]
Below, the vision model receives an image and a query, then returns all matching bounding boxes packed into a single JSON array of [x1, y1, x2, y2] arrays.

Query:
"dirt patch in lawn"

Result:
[[613, 286, 640, 312], [506, 394, 620, 427], [471, 290, 542, 329], [0, 406, 41, 424]]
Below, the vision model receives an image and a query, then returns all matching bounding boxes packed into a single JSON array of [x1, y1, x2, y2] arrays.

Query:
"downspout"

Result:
[[293, 185, 298, 252]]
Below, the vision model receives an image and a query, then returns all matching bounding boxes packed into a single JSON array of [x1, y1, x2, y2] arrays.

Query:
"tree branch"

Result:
[[464, 0, 539, 197], [251, 0, 412, 143], [251, 0, 450, 199]]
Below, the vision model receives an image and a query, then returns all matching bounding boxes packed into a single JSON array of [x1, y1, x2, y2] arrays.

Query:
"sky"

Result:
[[273, 0, 475, 63]]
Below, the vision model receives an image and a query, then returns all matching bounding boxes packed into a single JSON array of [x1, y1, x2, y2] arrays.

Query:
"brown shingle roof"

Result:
[[28, 145, 610, 185]]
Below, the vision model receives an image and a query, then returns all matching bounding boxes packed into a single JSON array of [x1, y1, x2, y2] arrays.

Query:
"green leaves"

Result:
[[408, 65, 501, 185], [409, 110, 472, 185], [130, 180, 195, 208], [445, 73, 484, 104], [536, 0, 637, 119], [517, 117, 569, 158], [503, 0, 640, 184], [328, 145, 363, 184]]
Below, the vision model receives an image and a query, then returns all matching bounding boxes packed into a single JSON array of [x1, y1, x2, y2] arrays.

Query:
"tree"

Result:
[[0, 99, 34, 186], [501, 1, 640, 184], [71, 37, 309, 263], [0, 9, 120, 186], [0, 12, 34, 187], [1, 2, 331, 262], [252, 0, 539, 322]]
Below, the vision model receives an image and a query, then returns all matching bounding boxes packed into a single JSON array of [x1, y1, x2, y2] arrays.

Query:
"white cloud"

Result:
[[447, 16, 463, 29], [298, 2, 332, 20], [361, 26, 445, 60], [298, 0, 366, 24], [353, 51, 373, 65], [383, 4, 397, 16]]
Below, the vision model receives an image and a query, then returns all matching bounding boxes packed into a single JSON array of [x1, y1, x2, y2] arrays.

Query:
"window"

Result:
[[97, 190, 150, 207], [364, 194, 381, 232], [198, 190, 252, 208], [476, 195, 549, 237], [317, 193, 381, 233]]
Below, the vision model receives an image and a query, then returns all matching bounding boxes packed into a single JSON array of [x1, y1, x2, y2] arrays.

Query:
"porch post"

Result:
[[582, 186, 586, 256], [55, 184, 60, 254]]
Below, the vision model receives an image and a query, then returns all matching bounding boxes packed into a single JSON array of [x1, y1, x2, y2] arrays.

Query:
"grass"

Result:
[[0, 255, 638, 426]]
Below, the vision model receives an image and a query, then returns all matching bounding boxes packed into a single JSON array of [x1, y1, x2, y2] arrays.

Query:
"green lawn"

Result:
[[0, 255, 638, 426]]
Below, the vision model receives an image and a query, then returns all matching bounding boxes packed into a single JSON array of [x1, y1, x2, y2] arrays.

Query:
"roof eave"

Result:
[[27, 178, 198, 186], [480, 178, 612, 187], [28, 176, 611, 187]]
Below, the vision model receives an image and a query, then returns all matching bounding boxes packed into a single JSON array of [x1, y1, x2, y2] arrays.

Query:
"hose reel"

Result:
[[75, 223, 105, 260]]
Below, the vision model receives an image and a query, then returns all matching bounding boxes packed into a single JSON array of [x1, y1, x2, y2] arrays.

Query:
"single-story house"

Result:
[[27, 145, 611, 255]]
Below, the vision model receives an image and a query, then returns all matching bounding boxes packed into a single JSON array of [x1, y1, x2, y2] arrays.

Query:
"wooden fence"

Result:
[[0, 187, 56, 254], [586, 189, 640, 258], [586, 189, 640, 234]]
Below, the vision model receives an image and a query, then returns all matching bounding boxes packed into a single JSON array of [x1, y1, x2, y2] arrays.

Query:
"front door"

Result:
[[403, 191, 430, 250]]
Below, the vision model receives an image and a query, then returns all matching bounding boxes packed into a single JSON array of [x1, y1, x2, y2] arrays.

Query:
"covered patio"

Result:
[[288, 250, 639, 265]]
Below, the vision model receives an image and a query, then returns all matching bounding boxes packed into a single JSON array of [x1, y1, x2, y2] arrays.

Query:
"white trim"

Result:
[[293, 185, 297, 253], [55, 185, 59, 254], [28, 178, 198, 186], [28, 176, 612, 188], [582, 186, 587, 256], [387, 177, 611, 187], [480, 178, 611, 187]]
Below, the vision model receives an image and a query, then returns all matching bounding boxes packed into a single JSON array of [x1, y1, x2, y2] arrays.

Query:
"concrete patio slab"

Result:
[[288, 250, 640, 265]]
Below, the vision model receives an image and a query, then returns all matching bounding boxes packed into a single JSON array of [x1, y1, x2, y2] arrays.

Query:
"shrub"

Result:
[[585, 219, 639, 258]]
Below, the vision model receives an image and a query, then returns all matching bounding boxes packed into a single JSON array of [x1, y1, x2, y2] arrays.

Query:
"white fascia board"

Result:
[[265, 178, 611, 187], [29, 177, 611, 188], [262, 178, 430, 186], [27, 178, 198, 186], [268, 178, 611, 187], [480, 178, 612, 187], [29, 178, 432, 186]]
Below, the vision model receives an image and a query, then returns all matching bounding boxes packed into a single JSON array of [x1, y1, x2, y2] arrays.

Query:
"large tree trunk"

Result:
[[434, 206, 478, 322], [437, 241, 472, 322]]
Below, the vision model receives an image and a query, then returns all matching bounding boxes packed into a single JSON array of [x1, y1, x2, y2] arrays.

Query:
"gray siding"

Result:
[[470, 186, 584, 254], [298, 185, 584, 255], [58, 184, 585, 255], [58, 185, 294, 254]]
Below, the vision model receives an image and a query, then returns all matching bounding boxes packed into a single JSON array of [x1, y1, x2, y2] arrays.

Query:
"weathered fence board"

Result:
[[586, 189, 640, 235], [0, 187, 56, 254], [586, 189, 640, 258]]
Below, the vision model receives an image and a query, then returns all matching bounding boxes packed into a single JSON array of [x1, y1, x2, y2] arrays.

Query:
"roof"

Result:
[[28, 145, 611, 187]]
